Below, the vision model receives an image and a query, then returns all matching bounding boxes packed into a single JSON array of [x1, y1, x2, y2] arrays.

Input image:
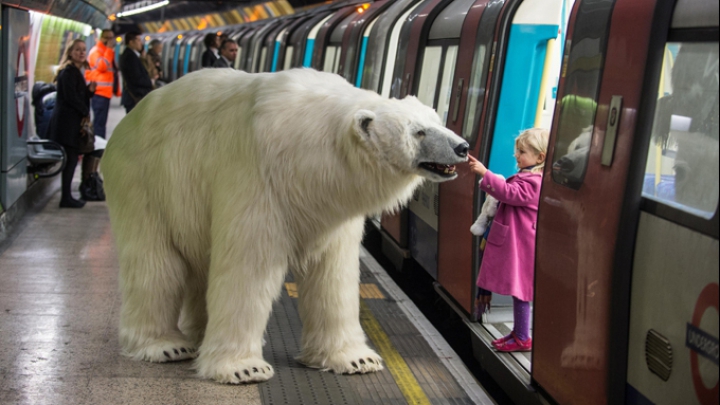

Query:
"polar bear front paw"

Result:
[[198, 357, 275, 384], [299, 346, 384, 374], [127, 340, 198, 363]]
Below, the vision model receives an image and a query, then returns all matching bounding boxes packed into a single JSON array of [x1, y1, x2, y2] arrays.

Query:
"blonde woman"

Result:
[[468, 128, 549, 352], [47, 39, 96, 208]]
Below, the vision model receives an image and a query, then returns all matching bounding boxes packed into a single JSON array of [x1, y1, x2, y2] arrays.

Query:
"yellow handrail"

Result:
[[535, 38, 556, 128]]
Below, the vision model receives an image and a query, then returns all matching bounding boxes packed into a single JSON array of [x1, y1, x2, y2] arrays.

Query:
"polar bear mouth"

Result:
[[419, 162, 457, 178]]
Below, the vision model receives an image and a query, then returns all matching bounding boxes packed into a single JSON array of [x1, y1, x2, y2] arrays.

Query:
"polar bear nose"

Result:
[[454, 142, 469, 158]]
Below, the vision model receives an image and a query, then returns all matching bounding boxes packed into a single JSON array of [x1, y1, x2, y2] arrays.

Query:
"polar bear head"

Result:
[[352, 95, 469, 182]]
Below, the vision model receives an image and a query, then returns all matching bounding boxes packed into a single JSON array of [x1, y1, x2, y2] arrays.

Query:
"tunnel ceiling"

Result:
[[119, 0, 329, 23]]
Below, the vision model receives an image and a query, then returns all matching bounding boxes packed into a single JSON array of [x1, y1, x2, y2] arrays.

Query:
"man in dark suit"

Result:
[[119, 31, 153, 113], [212, 39, 238, 69], [201, 33, 220, 68]]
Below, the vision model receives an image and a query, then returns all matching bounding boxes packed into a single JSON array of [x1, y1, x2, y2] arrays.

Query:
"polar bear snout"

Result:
[[415, 127, 468, 182]]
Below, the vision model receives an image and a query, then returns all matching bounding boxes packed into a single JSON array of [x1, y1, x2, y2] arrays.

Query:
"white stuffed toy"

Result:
[[470, 174, 505, 236]]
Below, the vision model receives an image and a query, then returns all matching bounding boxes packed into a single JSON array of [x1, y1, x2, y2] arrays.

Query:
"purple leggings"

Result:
[[513, 297, 531, 341]]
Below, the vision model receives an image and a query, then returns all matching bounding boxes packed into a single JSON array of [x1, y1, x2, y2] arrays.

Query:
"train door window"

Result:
[[236, 33, 247, 70], [417, 47, 442, 107], [549, 0, 616, 190], [642, 42, 719, 218], [284, 46, 294, 71], [323, 46, 342, 73], [260, 47, 268, 72], [437, 46, 458, 125], [462, 45, 487, 142], [189, 37, 198, 68]]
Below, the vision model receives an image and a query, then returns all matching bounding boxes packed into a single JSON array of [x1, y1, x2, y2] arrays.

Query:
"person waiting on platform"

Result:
[[86, 29, 120, 140], [213, 39, 238, 68], [145, 39, 165, 86], [47, 39, 97, 208], [140, 47, 160, 88], [119, 32, 153, 114], [201, 33, 220, 68], [467, 128, 549, 352]]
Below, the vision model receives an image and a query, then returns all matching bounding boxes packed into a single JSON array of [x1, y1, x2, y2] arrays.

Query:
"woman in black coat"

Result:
[[48, 39, 97, 208]]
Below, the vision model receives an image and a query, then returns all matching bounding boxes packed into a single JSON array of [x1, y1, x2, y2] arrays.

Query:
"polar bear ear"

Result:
[[354, 109, 376, 139]]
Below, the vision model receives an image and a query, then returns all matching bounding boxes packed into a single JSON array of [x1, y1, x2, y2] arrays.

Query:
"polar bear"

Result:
[[102, 68, 468, 384]]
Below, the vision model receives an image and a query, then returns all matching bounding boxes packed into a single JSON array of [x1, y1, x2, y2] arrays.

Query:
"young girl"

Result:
[[468, 128, 549, 352]]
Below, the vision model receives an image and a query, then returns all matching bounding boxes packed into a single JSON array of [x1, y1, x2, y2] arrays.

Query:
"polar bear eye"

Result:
[[415, 131, 426, 138]]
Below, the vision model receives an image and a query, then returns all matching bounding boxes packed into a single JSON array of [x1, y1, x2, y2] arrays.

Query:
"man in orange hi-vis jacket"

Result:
[[86, 29, 121, 139]]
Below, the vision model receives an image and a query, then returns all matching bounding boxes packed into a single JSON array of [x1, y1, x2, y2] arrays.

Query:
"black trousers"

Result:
[[61, 148, 80, 201]]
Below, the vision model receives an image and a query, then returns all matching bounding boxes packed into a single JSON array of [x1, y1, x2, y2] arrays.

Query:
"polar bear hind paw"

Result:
[[339, 355, 384, 374], [300, 346, 384, 374]]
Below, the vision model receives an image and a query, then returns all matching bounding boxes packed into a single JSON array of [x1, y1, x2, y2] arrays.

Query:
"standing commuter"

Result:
[[140, 47, 159, 86], [201, 33, 220, 68], [86, 29, 120, 139], [119, 32, 153, 114], [145, 39, 165, 86], [212, 39, 238, 68], [47, 39, 97, 208], [468, 128, 549, 352]]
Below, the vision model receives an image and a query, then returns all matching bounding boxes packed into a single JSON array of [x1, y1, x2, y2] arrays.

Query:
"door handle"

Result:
[[452, 78, 464, 123], [601, 95, 623, 166]]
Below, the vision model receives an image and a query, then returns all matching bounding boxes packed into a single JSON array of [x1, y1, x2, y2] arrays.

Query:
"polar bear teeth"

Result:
[[420, 162, 456, 175]]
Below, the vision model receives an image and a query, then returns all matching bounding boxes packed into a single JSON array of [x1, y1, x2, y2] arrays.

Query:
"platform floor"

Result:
[[0, 99, 496, 405]]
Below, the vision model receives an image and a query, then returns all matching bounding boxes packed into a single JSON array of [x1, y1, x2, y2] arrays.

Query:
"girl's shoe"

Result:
[[496, 332, 532, 352], [491, 334, 513, 348]]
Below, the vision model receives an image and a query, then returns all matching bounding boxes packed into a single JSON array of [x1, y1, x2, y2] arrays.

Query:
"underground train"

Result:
[[144, 0, 717, 404]]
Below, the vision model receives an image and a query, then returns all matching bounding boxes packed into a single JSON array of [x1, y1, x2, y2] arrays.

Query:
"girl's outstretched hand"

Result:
[[468, 154, 488, 177]]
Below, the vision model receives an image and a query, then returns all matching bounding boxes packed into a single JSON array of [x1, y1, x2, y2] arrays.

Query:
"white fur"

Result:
[[102, 68, 466, 384], [470, 175, 504, 236]]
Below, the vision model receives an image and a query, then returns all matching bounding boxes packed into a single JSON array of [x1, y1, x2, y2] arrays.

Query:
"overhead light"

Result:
[[117, 0, 169, 18]]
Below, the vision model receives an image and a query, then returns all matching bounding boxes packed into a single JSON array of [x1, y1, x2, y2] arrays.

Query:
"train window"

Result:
[[550, 0, 615, 189], [437, 46, 458, 125], [260, 47, 268, 72], [642, 42, 719, 218], [284, 46, 294, 71], [417, 47, 442, 107], [235, 43, 244, 69], [323, 46, 340, 73], [462, 45, 487, 142]]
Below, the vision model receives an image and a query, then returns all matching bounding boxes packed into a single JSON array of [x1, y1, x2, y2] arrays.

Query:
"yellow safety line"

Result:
[[360, 283, 385, 299], [360, 299, 431, 405], [285, 283, 385, 299]]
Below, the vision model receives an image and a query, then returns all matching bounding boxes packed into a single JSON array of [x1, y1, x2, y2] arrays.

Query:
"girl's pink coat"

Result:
[[476, 171, 542, 302]]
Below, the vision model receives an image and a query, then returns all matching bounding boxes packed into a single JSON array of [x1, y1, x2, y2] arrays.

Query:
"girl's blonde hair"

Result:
[[515, 128, 550, 173]]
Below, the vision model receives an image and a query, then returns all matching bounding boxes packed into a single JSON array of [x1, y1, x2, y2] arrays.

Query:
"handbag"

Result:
[[79, 116, 95, 154]]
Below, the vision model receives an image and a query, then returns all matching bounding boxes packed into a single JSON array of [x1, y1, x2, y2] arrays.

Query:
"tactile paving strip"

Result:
[[259, 262, 475, 405]]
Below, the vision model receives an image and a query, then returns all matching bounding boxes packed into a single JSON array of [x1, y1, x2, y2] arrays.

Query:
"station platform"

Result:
[[0, 99, 497, 405]]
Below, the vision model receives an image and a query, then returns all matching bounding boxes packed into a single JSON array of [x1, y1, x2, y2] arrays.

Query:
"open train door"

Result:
[[534, 0, 718, 404]]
